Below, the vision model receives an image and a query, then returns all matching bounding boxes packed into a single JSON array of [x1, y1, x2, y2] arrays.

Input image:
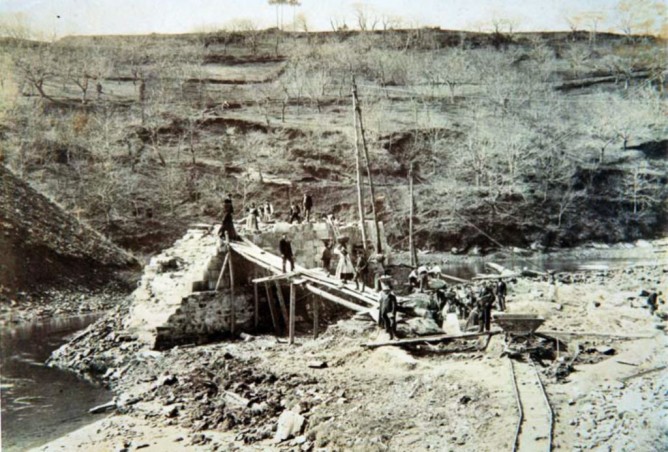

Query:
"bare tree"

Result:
[[353, 3, 379, 31], [617, 0, 666, 36]]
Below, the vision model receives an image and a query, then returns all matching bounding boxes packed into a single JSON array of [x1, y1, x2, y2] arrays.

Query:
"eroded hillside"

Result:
[[1, 29, 666, 254]]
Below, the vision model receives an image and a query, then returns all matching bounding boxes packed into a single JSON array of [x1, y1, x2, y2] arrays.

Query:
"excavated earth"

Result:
[[0, 165, 139, 323], [42, 261, 668, 451]]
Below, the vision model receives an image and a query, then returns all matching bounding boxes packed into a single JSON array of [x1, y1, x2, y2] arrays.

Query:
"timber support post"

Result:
[[351, 75, 367, 249], [225, 232, 236, 336], [352, 77, 382, 253], [253, 280, 259, 329], [275, 281, 290, 329], [264, 282, 280, 335], [409, 162, 418, 267], [289, 283, 296, 345], [313, 296, 319, 339]]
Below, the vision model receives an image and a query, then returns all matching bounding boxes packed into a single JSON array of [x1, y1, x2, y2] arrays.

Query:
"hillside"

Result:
[[0, 165, 137, 296], [0, 28, 666, 255]]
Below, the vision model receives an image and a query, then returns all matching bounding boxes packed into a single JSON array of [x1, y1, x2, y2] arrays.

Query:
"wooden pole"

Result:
[[226, 232, 236, 336], [409, 161, 418, 267], [352, 77, 382, 253], [214, 253, 229, 291], [264, 282, 280, 335], [274, 281, 290, 328], [289, 283, 296, 345], [312, 295, 319, 339], [352, 75, 367, 249], [253, 282, 259, 329]]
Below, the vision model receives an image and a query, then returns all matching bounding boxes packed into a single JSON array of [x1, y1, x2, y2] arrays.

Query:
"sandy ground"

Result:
[[32, 262, 667, 452]]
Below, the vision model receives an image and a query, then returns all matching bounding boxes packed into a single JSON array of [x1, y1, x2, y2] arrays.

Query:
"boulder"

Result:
[[275, 410, 305, 442]]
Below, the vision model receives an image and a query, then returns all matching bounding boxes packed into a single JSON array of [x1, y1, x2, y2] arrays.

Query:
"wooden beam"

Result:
[[440, 273, 470, 284], [351, 75, 367, 249], [313, 295, 319, 339], [289, 283, 296, 345], [539, 330, 655, 339], [264, 282, 280, 335], [304, 284, 368, 312], [409, 161, 417, 267], [620, 365, 667, 382], [253, 282, 259, 329], [214, 253, 229, 291], [363, 331, 502, 348], [300, 269, 379, 307], [473, 273, 520, 281], [352, 77, 382, 253], [274, 281, 290, 327], [228, 248, 236, 336], [252, 271, 301, 284]]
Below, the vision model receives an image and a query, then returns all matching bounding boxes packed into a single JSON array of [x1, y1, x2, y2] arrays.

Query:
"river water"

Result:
[[0, 314, 112, 451]]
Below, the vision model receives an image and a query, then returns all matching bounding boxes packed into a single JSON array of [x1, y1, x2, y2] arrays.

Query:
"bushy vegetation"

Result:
[[0, 26, 666, 253]]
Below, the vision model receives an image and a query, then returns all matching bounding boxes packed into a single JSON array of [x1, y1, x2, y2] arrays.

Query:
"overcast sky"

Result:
[[0, 0, 629, 37]]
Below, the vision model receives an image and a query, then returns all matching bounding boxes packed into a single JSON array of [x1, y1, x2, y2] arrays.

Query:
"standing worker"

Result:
[[370, 253, 386, 292], [353, 249, 369, 292], [335, 245, 355, 283], [417, 265, 429, 293], [321, 241, 333, 275], [289, 203, 301, 224], [247, 202, 260, 232], [302, 192, 314, 223], [279, 234, 294, 273], [219, 193, 240, 241], [496, 279, 507, 311], [378, 286, 398, 339], [478, 284, 495, 332]]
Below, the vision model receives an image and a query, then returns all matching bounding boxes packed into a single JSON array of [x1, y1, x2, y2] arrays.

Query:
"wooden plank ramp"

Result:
[[228, 239, 379, 314]]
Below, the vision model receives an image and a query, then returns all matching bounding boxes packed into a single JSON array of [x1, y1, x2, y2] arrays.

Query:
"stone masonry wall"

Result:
[[154, 290, 254, 350]]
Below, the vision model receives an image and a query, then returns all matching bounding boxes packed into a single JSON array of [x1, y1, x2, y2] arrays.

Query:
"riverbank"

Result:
[[394, 237, 668, 268], [37, 261, 667, 451], [0, 282, 133, 326]]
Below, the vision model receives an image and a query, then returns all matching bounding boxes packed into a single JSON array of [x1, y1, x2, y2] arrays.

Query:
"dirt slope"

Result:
[[0, 165, 138, 296]]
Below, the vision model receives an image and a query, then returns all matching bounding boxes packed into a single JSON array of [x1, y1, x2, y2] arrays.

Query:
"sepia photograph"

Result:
[[0, 0, 666, 450]]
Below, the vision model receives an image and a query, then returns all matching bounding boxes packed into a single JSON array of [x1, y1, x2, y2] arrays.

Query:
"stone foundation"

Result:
[[154, 290, 253, 350]]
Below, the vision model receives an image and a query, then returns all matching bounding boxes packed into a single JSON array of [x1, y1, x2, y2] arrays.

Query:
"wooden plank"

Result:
[[275, 281, 290, 327], [264, 282, 280, 335], [539, 330, 655, 339], [304, 284, 368, 312], [300, 269, 379, 307], [473, 273, 520, 281], [363, 331, 502, 348], [252, 271, 301, 284], [232, 240, 380, 310], [440, 273, 470, 284], [289, 283, 296, 345], [620, 365, 666, 382]]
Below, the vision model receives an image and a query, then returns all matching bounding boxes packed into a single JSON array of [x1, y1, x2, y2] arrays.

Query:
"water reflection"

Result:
[[1, 314, 112, 452]]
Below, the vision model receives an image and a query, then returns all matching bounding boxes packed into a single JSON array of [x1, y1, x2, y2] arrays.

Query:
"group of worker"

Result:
[[219, 192, 314, 239], [420, 277, 508, 333]]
